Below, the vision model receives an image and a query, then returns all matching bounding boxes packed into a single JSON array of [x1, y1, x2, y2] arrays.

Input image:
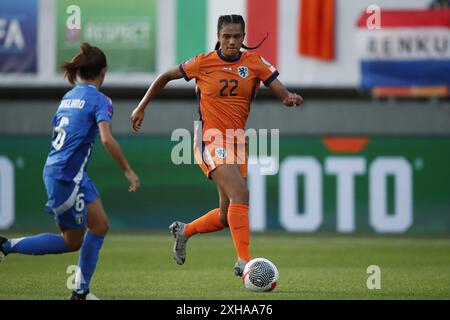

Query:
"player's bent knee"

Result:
[[101, 222, 110, 235], [230, 187, 249, 204], [89, 221, 109, 236]]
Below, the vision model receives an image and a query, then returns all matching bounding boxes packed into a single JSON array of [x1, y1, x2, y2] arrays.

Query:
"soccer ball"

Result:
[[242, 258, 279, 292]]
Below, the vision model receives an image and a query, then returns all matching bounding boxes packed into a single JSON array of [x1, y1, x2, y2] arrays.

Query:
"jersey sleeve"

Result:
[[253, 55, 279, 87], [179, 54, 203, 81], [95, 95, 113, 124]]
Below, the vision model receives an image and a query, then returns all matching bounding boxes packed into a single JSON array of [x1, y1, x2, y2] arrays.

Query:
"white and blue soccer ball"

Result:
[[242, 258, 279, 292]]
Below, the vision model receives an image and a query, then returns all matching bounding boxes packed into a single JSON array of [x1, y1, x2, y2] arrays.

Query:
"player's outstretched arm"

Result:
[[268, 79, 304, 107], [98, 121, 140, 192], [131, 66, 184, 131]]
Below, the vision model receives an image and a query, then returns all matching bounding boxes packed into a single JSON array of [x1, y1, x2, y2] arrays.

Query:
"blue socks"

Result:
[[75, 232, 105, 294], [2, 233, 69, 255], [1, 231, 106, 294]]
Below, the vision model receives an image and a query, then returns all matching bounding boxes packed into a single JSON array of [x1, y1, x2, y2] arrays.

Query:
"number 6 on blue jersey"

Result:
[[52, 116, 69, 151]]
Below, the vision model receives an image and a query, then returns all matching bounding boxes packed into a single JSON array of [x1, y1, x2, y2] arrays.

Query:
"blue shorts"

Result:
[[43, 173, 99, 230]]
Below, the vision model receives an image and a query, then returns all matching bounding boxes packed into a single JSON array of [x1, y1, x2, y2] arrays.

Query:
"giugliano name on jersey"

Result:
[[59, 99, 86, 109]]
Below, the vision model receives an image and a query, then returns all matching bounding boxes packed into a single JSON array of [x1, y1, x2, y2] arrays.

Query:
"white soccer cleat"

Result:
[[169, 221, 188, 265], [85, 292, 100, 300], [234, 257, 248, 277]]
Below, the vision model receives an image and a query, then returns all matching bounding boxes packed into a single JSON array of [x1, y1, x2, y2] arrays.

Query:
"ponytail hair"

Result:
[[61, 43, 107, 85], [216, 14, 269, 51], [242, 33, 269, 50]]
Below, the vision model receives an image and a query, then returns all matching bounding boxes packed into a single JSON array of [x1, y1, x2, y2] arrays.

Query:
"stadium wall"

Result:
[[1, 95, 449, 234], [1, 98, 450, 136], [0, 135, 449, 234]]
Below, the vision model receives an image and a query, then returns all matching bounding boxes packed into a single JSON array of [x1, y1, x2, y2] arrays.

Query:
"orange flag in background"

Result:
[[299, 0, 335, 61]]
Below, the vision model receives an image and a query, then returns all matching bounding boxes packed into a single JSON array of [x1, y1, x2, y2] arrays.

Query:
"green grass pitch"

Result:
[[0, 232, 449, 300]]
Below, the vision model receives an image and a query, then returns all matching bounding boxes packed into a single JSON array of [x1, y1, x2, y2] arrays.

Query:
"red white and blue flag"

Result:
[[357, 9, 450, 89]]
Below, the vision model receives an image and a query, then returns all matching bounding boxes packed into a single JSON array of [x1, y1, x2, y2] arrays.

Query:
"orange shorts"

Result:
[[194, 128, 248, 179]]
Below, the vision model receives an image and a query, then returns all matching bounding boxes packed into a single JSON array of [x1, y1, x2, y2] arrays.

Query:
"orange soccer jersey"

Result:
[[179, 49, 279, 178]]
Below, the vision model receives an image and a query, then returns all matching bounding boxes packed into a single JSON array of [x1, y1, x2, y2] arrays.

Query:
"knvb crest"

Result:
[[215, 148, 227, 159], [237, 66, 249, 78]]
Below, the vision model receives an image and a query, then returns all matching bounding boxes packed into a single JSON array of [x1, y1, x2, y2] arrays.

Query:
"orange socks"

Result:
[[184, 204, 251, 262], [227, 204, 251, 262], [185, 208, 225, 239]]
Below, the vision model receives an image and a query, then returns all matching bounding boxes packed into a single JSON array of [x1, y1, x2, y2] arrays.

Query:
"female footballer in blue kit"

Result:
[[0, 43, 140, 300]]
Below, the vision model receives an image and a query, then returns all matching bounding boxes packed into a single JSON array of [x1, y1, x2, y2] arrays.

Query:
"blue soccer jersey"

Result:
[[43, 83, 113, 182]]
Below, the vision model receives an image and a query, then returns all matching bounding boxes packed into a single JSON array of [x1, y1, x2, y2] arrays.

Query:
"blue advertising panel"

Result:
[[0, 0, 37, 73]]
